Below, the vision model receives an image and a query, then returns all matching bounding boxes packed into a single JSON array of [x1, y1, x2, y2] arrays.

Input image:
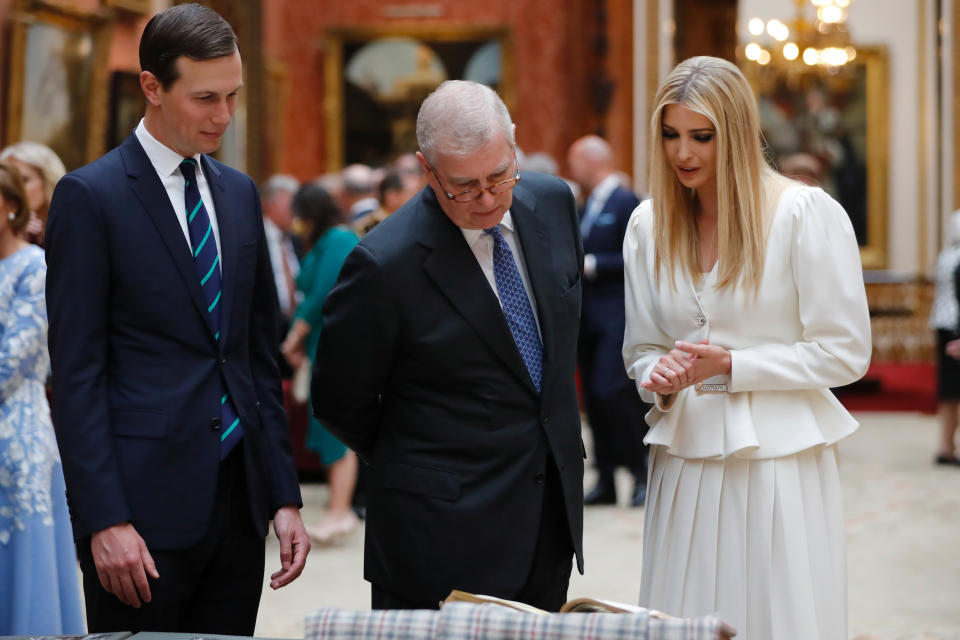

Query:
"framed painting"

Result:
[[5, 2, 111, 171], [743, 47, 889, 269], [107, 71, 146, 151], [324, 26, 513, 169]]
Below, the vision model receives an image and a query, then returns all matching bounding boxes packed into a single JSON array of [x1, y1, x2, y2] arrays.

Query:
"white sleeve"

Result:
[[728, 187, 872, 392], [622, 203, 677, 409]]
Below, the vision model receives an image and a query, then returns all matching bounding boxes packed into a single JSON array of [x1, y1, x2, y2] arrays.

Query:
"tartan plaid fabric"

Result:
[[305, 602, 736, 640]]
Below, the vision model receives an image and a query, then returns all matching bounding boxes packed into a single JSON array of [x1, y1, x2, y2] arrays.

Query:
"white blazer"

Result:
[[622, 184, 871, 460]]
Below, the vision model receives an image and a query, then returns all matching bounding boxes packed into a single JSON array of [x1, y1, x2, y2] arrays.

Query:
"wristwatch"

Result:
[[694, 382, 728, 392]]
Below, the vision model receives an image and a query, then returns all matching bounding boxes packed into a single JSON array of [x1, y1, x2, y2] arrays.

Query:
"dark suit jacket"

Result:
[[580, 185, 641, 395], [312, 172, 585, 604], [45, 133, 301, 550]]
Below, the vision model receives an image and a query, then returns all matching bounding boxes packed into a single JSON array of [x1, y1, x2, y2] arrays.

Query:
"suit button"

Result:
[[220, 358, 227, 365], [541, 413, 550, 424], [534, 472, 545, 484], [209, 417, 222, 430]]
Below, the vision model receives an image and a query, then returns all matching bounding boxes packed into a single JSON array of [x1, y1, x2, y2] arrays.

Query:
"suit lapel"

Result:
[[417, 192, 538, 395], [510, 183, 557, 393], [202, 156, 236, 349], [120, 135, 216, 338]]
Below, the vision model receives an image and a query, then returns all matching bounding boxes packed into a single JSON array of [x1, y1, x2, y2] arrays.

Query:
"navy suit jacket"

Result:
[[580, 185, 641, 396], [45, 133, 301, 550], [312, 172, 585, 604], [581, 186, 640, 335]]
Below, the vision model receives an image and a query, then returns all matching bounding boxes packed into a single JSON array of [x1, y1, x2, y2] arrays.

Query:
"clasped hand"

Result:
[[640, 340, 732, 396]]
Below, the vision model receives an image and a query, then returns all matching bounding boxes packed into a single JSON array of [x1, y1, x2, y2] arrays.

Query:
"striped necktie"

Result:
[[485, 224, 543, 392], [181, 158, 243, 458]]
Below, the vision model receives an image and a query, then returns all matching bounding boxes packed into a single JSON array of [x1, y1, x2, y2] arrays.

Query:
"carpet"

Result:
[[834, 362, 937, 414]]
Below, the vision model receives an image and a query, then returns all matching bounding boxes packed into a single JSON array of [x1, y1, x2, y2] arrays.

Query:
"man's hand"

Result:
[[91, 523, 159, 608], [270, 505, 310, 589]]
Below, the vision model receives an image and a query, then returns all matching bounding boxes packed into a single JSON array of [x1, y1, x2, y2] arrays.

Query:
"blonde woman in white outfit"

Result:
[[623, 56, 871, 639]]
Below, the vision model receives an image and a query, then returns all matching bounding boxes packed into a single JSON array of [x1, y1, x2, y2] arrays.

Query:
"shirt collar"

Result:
[[461, 209, 515, 248], [135, 118, 202, 179], [588, 173, 620, 208]]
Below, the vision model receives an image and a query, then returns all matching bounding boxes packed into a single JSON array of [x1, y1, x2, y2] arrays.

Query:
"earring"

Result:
[[6, 211, 13, 221]]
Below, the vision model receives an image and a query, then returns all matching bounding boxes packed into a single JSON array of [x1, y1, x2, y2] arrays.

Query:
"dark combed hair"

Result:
[[139, 3, 237, 88], [292, 182, 345, 248], [378, 170, 404, 204]]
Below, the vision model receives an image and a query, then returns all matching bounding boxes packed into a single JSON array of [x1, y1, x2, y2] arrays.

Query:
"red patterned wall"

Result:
[[263, 0, 601, 180]]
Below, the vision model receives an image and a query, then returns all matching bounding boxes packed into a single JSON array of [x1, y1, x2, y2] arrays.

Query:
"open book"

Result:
[[443, 589, 669, 617]]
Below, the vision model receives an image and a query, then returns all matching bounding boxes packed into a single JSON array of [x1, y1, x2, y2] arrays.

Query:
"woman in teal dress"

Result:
[[0, 161, 83, 633], [282, 182, 359, 544]]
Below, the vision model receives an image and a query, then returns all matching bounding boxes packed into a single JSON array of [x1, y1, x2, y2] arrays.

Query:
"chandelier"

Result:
[[743, 0, 856, 70]]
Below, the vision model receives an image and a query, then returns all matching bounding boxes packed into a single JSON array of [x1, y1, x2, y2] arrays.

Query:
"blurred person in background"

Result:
[[262, 174, 301, 378], [567, 134, 649, 507], [357, 169, 422, 236], [522, 151, 559, 176], [341, 164, 379, 228], [0, 161, 83, 634], [0, 142, 67, 247], [281, 182, 360, 543], [929, 209, 960, 467]]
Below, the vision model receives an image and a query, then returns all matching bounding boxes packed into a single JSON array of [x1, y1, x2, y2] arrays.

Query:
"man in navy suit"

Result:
[[45, 4, 308, 633], [313, 81, 584, 611], [567, 135, 650, 507]]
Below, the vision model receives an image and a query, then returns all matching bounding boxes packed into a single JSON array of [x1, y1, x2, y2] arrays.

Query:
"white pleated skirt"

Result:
[[639, 444, 847, 640]]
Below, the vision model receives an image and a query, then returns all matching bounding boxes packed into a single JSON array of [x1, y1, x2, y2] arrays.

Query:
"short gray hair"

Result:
[[0, 141, 66, 206], [341, 164, 375, 196], [262, 174, 299, 200], [416, 80, 515, 164]]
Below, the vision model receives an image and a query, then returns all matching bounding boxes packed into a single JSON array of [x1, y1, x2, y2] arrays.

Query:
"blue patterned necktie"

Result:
[[181, 158, 243, 458], [485, 225, 543, 392]]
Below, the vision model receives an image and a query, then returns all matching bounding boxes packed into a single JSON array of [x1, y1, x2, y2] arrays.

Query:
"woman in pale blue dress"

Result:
[[0, 161, 83, 634]]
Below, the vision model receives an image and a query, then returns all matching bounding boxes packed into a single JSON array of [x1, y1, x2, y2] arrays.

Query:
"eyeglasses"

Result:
[[426, 150, 521, 203]]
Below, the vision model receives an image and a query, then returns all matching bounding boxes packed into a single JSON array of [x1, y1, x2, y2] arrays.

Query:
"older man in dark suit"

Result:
[[45, 4, 308, 633], [313, 80, 584, 611], [567, 135, 650, 507]]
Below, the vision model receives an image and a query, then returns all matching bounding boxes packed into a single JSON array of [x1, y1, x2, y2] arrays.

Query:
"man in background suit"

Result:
[[313, 81, 585, 611], [567, 135, 650, 507], [45, 4, 308, 633], [262, 174, 301, 322], [262, 174, 301, 377]]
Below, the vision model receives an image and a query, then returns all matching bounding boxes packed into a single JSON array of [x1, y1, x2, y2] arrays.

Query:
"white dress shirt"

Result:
[[623, 184, 872, 459], [460, 210, 542, 339], [580, 173, 620, 240], [134, 119, 221, 269]]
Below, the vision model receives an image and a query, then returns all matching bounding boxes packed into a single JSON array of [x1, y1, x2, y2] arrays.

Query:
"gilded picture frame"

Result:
[[744, 47, 889, 269], [323, 25, 514, 170], [5, 1, 111, 171]]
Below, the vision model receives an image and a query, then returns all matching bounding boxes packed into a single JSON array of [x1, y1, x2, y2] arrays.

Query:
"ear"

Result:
[[414, 151, 430, 172], [140, 71, 163, 106]]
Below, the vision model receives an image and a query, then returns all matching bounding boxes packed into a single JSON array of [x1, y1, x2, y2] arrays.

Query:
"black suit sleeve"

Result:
[[46, 174, 132, 538], [311, 243, 398, 462], [245, 177, 302, 510]]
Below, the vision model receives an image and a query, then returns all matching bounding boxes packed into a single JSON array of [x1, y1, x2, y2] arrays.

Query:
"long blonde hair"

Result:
[[648, 56, 784, 294]]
